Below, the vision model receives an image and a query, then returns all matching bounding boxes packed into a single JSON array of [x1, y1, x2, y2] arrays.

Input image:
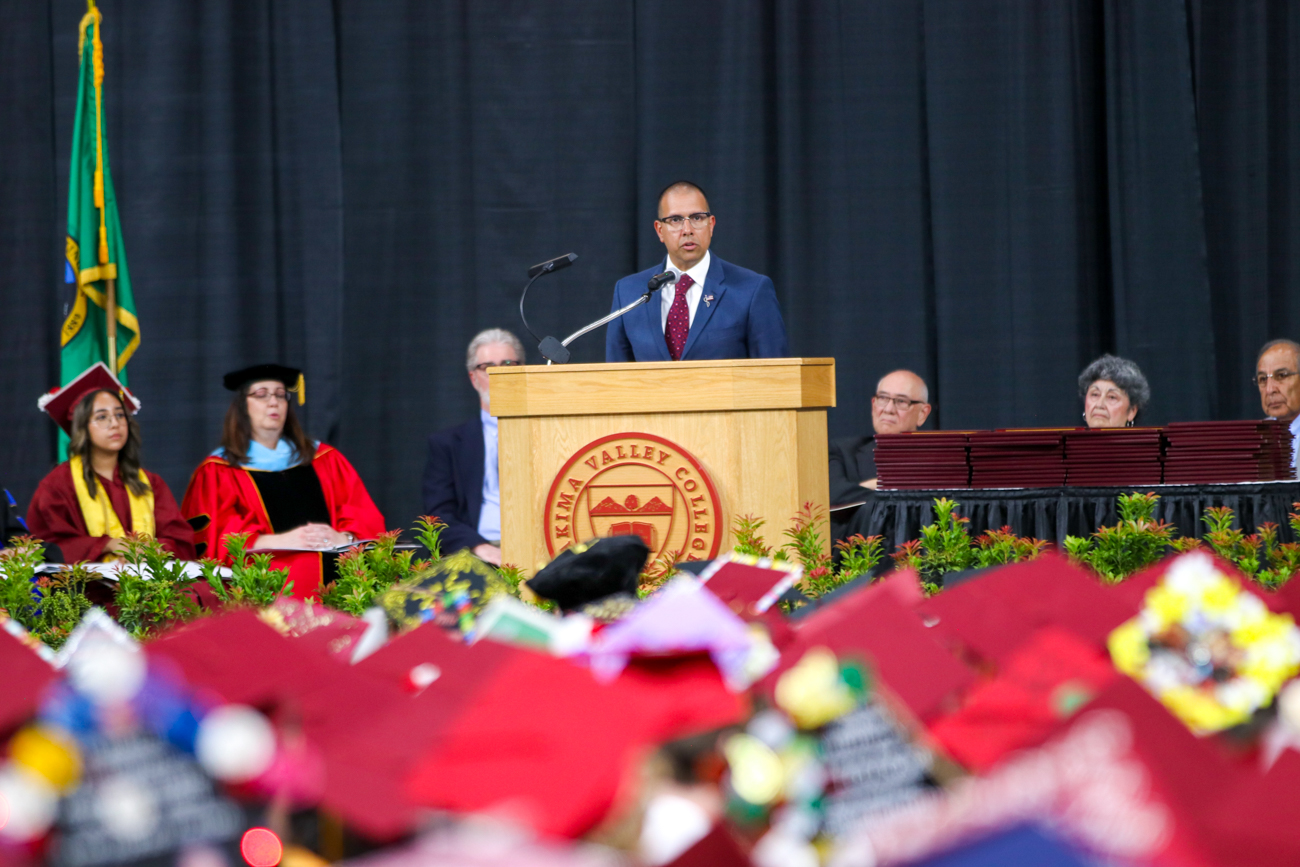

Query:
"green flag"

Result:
[[60, 4, 139, 403]]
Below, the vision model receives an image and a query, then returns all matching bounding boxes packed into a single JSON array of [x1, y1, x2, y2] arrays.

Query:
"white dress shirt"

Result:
[[477, 408, 501, 542], [659, 250, 712, 331], [1291, 415, 1300, 478]]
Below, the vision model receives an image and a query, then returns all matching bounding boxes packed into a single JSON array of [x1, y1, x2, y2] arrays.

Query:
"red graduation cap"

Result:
[[0, 627, 56, 736], [927, 626, 1119, 772], [916, 551, 1136, 666], [37, 361, 141, 435], [662, 823, 752, 867], [315, 624, 523, 840], [762, 584, 976, 723], [405, 648, 745, 838]]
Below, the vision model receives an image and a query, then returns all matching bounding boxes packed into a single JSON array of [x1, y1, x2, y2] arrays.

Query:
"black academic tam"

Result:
[[222, 363, 303, 392]]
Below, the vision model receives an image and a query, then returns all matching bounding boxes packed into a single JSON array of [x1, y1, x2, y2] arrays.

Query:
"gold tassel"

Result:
[[296, 373, 306, 405]]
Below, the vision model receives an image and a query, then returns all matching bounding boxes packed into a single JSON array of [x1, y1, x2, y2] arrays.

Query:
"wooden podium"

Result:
[[488, 358, 836, 575]]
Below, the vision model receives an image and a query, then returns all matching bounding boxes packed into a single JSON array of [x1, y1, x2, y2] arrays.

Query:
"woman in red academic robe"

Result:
[[27, 363, 195, 562], [181, 364, 385, 599]]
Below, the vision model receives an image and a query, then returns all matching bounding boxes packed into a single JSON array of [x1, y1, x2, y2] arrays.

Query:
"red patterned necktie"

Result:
[[665, 273, 694, 361]]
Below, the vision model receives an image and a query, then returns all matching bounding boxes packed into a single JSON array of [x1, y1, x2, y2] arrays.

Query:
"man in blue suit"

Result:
[[606, 181, 788, 362], [421, 328, 524, 565]]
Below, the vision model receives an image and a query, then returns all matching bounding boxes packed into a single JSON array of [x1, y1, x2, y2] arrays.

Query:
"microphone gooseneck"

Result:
[[519, 252, 579, 344]]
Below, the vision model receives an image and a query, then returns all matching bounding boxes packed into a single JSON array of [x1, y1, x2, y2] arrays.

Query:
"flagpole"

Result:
[[85, 0, 117, 372], [106, 278, 117, 372]]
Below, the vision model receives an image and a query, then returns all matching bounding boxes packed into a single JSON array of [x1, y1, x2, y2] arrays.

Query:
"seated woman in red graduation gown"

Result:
[[27, 363, 195, 561], [181, 364, 385, 599]]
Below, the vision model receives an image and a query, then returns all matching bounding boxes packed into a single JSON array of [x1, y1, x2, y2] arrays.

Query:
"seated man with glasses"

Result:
[[606, 180, 788, 362], [829, 370, 932, 504], [421, 328, 525, 565], [1255, 338, 1300, 478]]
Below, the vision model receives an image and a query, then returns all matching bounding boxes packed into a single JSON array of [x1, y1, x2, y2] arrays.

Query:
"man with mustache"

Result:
[[829, 370, 932, 504], [1255, 338, 1300, 478]]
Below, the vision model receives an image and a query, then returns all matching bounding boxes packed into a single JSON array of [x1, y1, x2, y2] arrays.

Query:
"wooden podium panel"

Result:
[[490, 358, 835, 576]]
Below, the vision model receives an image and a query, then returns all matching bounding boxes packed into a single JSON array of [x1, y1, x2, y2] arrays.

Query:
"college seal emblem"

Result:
[[543, 432, 724, 562]]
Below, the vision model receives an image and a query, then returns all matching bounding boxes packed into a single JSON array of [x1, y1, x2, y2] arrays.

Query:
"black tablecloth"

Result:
[[833, 481, 1300, 550]]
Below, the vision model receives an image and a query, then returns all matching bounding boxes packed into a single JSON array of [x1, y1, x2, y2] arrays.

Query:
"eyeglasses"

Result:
[[872, 393, 924, 411], [1255, 370, 1296, 388], [248, 388, 291, 402], [90, 410, 127, 427], [474, 360, 522, 372], [656, 212, 713, 230]]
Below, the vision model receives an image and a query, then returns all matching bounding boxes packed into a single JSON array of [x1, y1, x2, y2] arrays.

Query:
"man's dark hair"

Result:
[[1255, 339, 1300, 370], [656, 180, 709, 216]]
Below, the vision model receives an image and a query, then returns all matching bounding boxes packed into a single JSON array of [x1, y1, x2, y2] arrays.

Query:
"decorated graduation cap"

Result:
[[37, 361, 141, 435], [222, 363, 306, 405], [528, 534, 650, 612], [381, 549, 512, 633]]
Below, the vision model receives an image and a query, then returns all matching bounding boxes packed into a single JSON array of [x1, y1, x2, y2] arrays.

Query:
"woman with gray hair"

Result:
[[1078, 354, 1150, 428]]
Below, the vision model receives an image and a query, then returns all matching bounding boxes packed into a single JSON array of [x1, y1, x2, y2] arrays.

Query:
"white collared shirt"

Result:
[[1291, 415, 1300, 478], [659, 250, 711, 332], [477, 408, 501, 541]]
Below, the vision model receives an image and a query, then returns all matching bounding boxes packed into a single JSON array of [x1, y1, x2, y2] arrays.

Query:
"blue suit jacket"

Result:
[[421, 418, 488, 554], [605, 256, 789, 362]]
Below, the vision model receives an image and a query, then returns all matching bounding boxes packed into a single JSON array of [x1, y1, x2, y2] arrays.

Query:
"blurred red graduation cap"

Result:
[[760, 580, 976, 723], [0, 627, 56, 736], [404, 647, 746, 838], [916, 551, 1135, 666]]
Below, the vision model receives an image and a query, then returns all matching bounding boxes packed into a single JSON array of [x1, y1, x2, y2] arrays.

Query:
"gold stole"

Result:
[[68, 455, 155, 555]]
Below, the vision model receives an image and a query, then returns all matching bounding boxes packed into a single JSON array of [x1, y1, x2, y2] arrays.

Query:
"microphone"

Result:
[[647, 271, 676, 292], [527, 252, 578, 279], [540, 270, 682, 365], [520, 253, 580, 359]]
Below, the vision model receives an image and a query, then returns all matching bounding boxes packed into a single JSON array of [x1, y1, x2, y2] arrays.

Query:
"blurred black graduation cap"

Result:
[[528, 535, 650, 612]]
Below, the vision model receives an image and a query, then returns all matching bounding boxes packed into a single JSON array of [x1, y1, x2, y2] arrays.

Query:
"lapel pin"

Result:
[[704, 294, 714, 308]]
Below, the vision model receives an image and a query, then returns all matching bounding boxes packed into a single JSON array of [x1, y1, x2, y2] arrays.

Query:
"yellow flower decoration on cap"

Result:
[[723, 733, 784, 806], [10, 725, 82, 792], [775, 646, 857, 730], [1108, 553, 1300, 734]]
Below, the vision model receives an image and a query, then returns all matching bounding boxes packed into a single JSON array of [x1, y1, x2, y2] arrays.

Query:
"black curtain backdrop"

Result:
[[2, 1, 1298, 533]]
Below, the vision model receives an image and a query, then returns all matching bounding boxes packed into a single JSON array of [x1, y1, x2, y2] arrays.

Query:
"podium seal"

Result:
[[543, 432, 724, 562]]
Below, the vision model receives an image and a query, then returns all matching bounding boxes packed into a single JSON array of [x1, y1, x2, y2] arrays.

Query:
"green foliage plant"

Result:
[[321, 530, 415, 616], [30, 565, 95, 649], [1064, 492, 1175, 584], [0, 536, 46, 627], [413, 515, 446, 565], [974, 526, 1049, 568], [782, 502, 837, 590], [800, 533, 887, 598], [913, 498, 975, 582], [640, 548, 684, 591], [1197, 504, 1300, 590], [733, 514, 778, 559], [115, 534, 201, 638], [834, 534, 886, 582], [200, 533, 292, 608], [1201, 507, 1258, 572], [887, 502, 1045, 594], [0, 538, 94, 650]]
